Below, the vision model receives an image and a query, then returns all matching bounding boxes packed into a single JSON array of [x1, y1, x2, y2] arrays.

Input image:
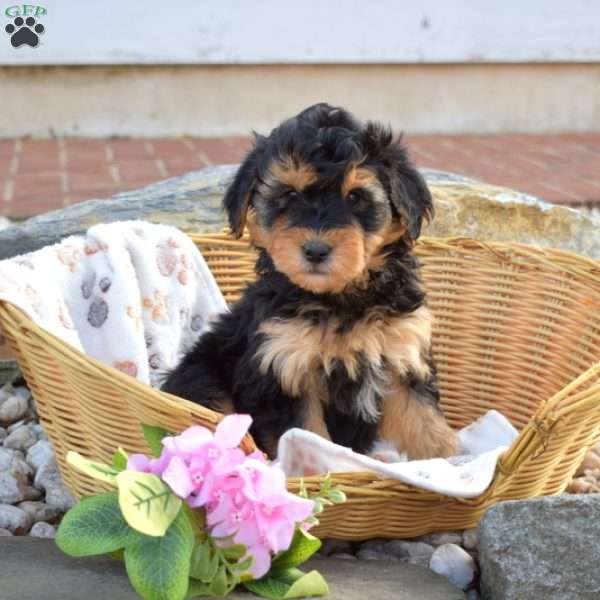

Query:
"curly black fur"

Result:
[[162, 103, 441, 458]]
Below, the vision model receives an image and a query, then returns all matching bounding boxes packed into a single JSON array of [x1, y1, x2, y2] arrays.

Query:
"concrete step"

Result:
[[1, 537, 465, 600]]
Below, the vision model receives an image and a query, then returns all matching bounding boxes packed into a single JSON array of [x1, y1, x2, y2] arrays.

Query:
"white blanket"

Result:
[[278, 410, 518, 498], [0, 221, 227, 387]]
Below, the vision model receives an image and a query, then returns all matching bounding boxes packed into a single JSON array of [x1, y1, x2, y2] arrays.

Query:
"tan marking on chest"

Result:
[[255, 305, 432, 398]]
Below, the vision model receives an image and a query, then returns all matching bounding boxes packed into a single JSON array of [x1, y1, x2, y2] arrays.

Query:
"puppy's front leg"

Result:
[[302, 394, 331, 441], [378, 380, 458, 460]]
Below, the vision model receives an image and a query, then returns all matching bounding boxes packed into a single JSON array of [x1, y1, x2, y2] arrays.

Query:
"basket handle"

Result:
[[499, 360, 600, 474]]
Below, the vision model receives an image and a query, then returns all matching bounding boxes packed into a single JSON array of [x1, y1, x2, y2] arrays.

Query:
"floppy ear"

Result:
[[361, 124, 433, 241], [223, 138, 265, 238], [391, 153, 433, 241]]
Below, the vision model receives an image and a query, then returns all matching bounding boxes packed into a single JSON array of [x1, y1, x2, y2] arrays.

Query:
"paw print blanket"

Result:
[[0, 221, 226, 387]]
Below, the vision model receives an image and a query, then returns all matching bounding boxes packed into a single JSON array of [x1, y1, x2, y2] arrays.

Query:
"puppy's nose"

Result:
[[302, 240, 332, 264]]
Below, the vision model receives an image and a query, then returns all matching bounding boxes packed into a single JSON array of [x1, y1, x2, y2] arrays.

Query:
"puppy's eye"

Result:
[[347, 192, 358, 202], [285, 190, 299, 199]]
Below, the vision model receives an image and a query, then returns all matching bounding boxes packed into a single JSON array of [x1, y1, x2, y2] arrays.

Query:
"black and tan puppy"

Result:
[[163, 103, 458, 460]]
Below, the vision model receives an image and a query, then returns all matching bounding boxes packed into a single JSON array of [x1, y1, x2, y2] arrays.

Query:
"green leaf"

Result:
[[190, 541, 219, 583], [186, 579, 217, 599], [112, 447, 128, 471], [116, 470, 182, 537], [283, 570, 329, 599], [55, 492, 130, 557], [232, 556, 253, 574], [244, 569, 329, 600], [66, 451, 119, 486], [271, 529, 321, 571], [222, 544, 247, 561], [124, 510, 194, 600], [142, 424, 170, 457], [327, 489, 347, 504], [210, 565, 230, 597]]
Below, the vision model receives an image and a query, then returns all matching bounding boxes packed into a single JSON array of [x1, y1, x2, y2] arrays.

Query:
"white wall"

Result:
[[1, 0, 600, 65], [1, 64, 599, 138]]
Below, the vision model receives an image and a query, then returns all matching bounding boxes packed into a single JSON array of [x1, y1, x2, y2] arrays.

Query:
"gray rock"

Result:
[[0, 166, 598, 262], [0, 216, 11, 231], [429, 544, 476, 591], [0, 427, 6, 442], [384, 540, 436, 567], [11, 386, 31, 401], [21, 486, 42, 501], [356, 548, 399, 562], [0, 164, 235, 260], [0, 394, 28, 423], [29, 522, 56, 539], [423, 531, 463, 547], [0, 527, 13, 536], [359, 539, 387, 554], [466, 591, 480, 600], [3, 424, 38, 451], [0, 449, 32, 481], [31, 424, 47, 440], [18, 501, 61, 523], [26, 440, 54, 471], [330, 553, 357, 560], [44, 481, 76, 512], [479, 495, 600, 600], [0, 472, 27, 504], [33, 456, 59, 490], [320, 539, 355, 556], [461, 529, 478, 551], [7, 418, 28, 433], [0, 504, 32, 534]]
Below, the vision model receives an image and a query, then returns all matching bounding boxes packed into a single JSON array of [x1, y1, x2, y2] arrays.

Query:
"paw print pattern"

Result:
[[56, 246, 82, 273], [88, 298, 109, 328], [190, 314, 204, 332], [81, 272, 97, 299], [113, 361, 138, 378], [142, 290, 170, 323], [155, 240, 190, 285], [5, 17, 44, 48]]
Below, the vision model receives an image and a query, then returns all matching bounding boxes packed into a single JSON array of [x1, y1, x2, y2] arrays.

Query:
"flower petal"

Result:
[[127, 453, 151, 472], [162, 456, 195, 498], [214, 414, 252, 448], [247, 543, 271, 579]]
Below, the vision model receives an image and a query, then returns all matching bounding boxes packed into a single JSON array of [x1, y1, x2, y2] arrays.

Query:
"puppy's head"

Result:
[[224, 103, 432, 294]]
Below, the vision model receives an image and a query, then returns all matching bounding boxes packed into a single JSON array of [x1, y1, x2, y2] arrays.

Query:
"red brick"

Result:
[[115, 159, 162, 184], [193, 139, 246, 164], [69, 171, 115, 192], [108, 139, 151, 160]]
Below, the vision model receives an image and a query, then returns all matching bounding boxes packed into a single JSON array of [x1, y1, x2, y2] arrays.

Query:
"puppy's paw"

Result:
[[368, 440, 407, 464]]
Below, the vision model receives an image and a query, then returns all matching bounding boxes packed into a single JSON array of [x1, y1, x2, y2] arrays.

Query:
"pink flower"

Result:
[[126, 451, 171, 475], [127, 415, 315, 580], [206, 457, 314, 578]]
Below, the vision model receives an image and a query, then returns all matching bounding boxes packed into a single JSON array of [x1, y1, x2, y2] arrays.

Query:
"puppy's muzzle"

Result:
[[302, 240, 332, 265]]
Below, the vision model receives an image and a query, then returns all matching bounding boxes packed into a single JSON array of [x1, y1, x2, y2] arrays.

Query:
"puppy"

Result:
[[163, 103, 458, 460]]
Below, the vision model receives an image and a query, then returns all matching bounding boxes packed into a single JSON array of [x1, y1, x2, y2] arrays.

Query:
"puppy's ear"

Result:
[[363, 123, 433, 241], [391, 150, 433, 241], [223, 136, 265, 238]]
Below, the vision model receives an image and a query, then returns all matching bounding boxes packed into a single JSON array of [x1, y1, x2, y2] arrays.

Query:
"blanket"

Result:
[[277, 409, 518, 498], [0, 220, 227, 387]]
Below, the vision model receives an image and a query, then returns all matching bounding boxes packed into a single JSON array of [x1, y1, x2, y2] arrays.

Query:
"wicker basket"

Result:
[[1, 233, 599, 540]]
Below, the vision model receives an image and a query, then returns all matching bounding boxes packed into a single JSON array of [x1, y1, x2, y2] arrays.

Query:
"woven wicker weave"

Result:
[[1, 233, 599, 540]]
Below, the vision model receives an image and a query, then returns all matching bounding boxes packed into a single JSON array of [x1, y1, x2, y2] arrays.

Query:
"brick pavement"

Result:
[[1, 134, 599, 219]]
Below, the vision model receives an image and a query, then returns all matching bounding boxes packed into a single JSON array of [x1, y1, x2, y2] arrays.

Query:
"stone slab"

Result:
[[0, 537, 464, 600], [0, 166, 598, 262], [479, 494, 600, 600]]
